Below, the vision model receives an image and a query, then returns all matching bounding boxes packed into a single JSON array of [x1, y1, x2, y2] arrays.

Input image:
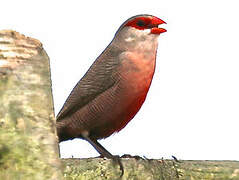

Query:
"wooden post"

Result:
[[0, 30, 63, 180]]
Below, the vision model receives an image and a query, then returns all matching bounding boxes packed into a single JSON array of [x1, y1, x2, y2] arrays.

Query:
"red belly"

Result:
[[91, 86, 149, 139]]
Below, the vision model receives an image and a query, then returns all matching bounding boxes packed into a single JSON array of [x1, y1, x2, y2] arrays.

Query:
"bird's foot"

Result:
[[172, 155, 182, 163], [95, 155, 104, 158], [121, 154, 144, 160], [112, 155, 124, 177]]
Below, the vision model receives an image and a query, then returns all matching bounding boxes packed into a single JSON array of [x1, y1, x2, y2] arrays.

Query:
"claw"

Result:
[[112, 155, 124, 177]]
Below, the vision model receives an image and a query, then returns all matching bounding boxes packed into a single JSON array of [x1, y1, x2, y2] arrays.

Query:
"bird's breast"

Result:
[[118, 51, 156, 96], [106, 51, 156, 132]]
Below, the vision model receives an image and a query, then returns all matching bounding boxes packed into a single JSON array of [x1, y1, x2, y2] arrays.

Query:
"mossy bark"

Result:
[[61, 158, 239, 180], [61, 158, 180, 180], [179, 160, 239, 180], [0, 30, 63, 180]]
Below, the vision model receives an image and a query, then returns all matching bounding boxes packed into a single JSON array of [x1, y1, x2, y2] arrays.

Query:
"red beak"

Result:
[[150, 16, 167, 35]]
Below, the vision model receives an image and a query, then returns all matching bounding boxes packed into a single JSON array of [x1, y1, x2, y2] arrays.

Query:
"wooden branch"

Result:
[[179, 160, 239, 179], [61, 158, 239, 179], [61, 158, 180, 180], [0, 30, 63, 180]]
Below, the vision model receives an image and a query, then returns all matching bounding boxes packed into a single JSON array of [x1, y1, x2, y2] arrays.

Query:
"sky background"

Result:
[[1, 0, 239, 160]]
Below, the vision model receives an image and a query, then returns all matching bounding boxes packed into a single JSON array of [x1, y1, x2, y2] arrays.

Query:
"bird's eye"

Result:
[[136, 20, 145, 27], [125, 17, 152, 30]]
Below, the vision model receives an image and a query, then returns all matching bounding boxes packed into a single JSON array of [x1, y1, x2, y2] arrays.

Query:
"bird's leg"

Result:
[[83, 135, 124, 177]]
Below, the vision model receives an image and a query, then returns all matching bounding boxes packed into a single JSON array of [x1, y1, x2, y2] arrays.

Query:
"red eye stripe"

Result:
[[125, 17, 152, 30]]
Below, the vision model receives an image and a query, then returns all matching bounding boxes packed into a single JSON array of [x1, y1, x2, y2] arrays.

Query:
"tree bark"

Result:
[[61, 158, 239, 180], [62, 158, 180, 180], [0, 30, 63, 180]]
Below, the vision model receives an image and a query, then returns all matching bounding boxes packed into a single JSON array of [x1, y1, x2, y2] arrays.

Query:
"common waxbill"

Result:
[[56, 14, 166, 176]]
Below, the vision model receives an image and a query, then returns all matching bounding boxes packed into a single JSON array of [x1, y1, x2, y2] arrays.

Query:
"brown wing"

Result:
[[56, 45, 122, 121]]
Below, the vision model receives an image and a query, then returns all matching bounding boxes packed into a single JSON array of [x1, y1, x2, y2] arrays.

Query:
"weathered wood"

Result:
[[61, 158, 239, 180], [0, 30, 63, 180], [61, 158, 180, 180], [179, 160, 239, 180]]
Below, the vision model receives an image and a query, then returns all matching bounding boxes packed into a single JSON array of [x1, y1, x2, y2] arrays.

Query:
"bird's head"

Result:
[[124, 14, 166, 35], [113, 14, 166, 51]]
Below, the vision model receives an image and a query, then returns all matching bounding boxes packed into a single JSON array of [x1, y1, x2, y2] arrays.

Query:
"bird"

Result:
[[56, 14, 166, 176]]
